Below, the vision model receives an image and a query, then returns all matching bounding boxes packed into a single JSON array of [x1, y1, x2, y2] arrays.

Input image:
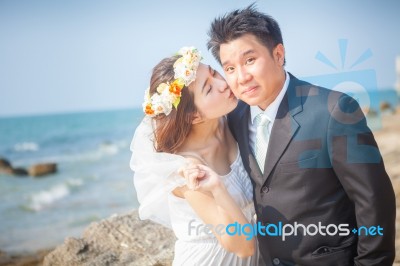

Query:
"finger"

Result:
[[183, 168, 200, 180], [187, 171, 200, 190], [196, 164, 218, 178], [197, 170, 206, 178]]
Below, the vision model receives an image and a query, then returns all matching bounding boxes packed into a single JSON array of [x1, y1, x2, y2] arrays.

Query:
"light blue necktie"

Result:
[[254, 113, 270, 173]]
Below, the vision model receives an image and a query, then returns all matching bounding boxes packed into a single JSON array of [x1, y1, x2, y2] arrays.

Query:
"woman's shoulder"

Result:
[[177, 152, 208, 165]]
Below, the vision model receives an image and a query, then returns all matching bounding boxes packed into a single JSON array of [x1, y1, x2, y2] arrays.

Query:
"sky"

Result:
[[0, 0, 399, 117]]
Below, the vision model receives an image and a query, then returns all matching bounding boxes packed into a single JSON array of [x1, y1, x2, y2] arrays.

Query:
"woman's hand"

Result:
[[178, 163, 255, 258], [180, 164, 222, 193]]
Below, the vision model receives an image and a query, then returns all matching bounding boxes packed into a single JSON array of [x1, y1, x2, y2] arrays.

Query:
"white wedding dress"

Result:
[[130, 117, 259, 266]]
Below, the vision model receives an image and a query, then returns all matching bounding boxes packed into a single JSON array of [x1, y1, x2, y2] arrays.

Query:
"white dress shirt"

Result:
[[249, 71, 290, 154]]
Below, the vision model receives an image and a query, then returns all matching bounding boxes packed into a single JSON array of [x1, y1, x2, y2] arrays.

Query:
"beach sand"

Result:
[[375, 107, 400, 265], [1, 108, 399, 266]]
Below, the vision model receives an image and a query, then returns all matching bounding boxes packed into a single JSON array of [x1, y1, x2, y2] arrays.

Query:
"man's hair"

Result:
[[207, 4, 284, 64]]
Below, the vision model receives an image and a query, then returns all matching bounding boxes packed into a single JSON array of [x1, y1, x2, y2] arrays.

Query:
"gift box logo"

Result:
[[296, 39, 383, 166], [302, 39, 381, 130]]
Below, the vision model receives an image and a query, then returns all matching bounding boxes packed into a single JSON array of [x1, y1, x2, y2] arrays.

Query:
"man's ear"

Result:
[[274, 44, 285, 66], [191, 112, 203, 124]]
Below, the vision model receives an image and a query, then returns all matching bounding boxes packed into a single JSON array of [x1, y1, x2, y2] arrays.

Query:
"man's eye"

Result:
[[246, 58, 255, 64], [225, 66, 234, 73]]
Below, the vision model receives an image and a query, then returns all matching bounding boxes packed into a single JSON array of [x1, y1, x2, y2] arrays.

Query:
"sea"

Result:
[[0, 108, 143, 253], [0, 88, 398, 254]]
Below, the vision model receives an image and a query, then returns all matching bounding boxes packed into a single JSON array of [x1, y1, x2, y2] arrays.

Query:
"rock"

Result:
[[11, 167, 29, 176], [0, 158, 13, 174], [0, 158, 12, 168], [0, 249, 52, 266], [0, 157, 28, 176], [1, 158, 54, 177], [28, 163, 57, 177], [380, 101, 393, 112], [43, 211, 176, 266]]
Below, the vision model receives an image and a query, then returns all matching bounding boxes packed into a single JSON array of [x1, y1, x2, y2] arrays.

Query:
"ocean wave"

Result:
[[63, 142, 120, 162], [24, 178, 84, 211], [14, 142, 39, 152], [98, 142, 119, 156], [62, 141, 124, 162], [11, 138, 130, 167]]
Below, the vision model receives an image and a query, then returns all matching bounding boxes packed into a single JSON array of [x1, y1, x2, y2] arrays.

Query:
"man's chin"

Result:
[[239, 97, 261, 107]]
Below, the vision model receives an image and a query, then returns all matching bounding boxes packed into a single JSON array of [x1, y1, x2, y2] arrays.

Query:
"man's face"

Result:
[[220, 34, 286, 110]]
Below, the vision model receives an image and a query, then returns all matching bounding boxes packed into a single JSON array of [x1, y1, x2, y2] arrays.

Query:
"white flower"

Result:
[[144, 87, 151, 101], [151, 93, 172, 116], [173, 47, 201, 86], [142, 46, 202, 117], [177, 46, 194, 56]]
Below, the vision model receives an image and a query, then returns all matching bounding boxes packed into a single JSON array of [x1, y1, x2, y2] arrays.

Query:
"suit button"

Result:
[[273, 258, 280, 265], [261, 186, 269, 193]]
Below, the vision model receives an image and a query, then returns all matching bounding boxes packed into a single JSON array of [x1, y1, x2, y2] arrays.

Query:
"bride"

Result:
[[130, 47, 259, 265]]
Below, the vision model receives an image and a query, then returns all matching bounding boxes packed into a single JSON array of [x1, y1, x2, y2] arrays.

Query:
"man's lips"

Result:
[[242, 86, 257, 95]]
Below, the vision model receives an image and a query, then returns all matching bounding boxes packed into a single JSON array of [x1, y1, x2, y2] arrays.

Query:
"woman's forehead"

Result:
[[190, 63, 210, 93]]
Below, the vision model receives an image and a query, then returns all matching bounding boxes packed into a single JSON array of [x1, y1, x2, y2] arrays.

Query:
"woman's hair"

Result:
[[149, 56, 197, 153], [207, 4, 284, 65]]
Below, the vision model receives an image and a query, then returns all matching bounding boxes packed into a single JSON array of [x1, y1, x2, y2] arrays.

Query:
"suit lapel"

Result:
[[233, 103, 264, 185], [262, 76, 303, 182]]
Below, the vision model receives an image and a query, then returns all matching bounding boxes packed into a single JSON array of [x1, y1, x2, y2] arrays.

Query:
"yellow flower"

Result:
[[169, 79, 184, 97]]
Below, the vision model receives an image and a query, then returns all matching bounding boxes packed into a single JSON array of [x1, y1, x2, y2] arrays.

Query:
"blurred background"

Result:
[[0, 0, 399, 256]]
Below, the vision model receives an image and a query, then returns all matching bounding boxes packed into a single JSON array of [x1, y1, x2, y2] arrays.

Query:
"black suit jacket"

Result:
[[228, 73, 395, 266]]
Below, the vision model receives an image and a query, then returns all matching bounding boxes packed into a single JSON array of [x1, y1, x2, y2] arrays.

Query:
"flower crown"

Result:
[[143, 47, 202, 117]]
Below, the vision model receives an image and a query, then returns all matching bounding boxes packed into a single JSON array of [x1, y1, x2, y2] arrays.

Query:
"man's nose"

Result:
[[238, 67, 251, 84]]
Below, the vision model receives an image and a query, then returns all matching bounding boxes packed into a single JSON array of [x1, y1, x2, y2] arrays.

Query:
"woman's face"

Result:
[[189, 63, 238, 120]]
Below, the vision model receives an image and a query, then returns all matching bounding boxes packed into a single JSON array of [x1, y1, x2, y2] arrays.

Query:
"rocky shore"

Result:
[[43, 211, 176, 266], [0, 211, 176, 266], [1, 107, 399, 266]]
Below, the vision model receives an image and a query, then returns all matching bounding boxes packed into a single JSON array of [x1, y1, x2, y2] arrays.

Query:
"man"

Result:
[[207, 5, 395, 266]]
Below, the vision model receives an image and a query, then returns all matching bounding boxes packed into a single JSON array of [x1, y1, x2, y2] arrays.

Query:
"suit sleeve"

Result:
[[327, 94, 396, 266]]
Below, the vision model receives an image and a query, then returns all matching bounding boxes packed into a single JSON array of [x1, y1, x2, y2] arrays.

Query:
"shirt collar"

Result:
[[250, 71, 290, 125]]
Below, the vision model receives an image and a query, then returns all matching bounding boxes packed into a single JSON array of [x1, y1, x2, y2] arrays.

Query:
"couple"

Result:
[[131, 5, 395, 266]]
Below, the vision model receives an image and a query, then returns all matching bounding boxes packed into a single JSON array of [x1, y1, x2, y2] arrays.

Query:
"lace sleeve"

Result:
[[130, 117, 188, 228]]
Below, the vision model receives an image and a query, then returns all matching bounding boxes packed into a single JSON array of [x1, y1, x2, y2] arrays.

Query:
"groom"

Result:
[[207, 5, 395, 266]]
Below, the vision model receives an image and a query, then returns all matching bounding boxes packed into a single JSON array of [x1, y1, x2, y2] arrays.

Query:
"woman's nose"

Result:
[[216, 79, 229, 93]]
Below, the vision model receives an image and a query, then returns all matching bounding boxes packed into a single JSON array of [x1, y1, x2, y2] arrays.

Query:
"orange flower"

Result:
[[144, 104, 154, 115], [169, 80, 183, 96]]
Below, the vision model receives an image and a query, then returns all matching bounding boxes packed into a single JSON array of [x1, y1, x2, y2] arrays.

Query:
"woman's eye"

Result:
[[207, 86, 212, 95]]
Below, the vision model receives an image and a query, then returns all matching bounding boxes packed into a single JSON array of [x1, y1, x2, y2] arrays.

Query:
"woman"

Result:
[[130, 47, 258, 265]]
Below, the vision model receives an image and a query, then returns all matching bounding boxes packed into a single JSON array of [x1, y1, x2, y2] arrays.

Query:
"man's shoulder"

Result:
[[288, 73, 339, 98], [287, 73, 353, 111]]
